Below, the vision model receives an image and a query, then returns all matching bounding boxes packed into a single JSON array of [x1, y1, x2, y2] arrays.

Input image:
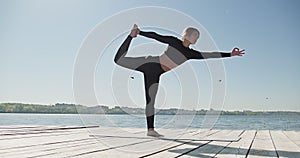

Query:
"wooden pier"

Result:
[[0, 126, 299, 158]]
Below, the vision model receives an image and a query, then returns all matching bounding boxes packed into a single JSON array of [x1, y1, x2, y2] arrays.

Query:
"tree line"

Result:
[[0, 103, 298, 115]]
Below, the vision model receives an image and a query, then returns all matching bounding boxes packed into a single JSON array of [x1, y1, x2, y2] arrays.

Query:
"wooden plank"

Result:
[[283, 131, 300, 147], [271, 130, 300, 158], [0, 134, 152, 158], [90, 138, 184, 157], [88, 127, 146, 136], [140, 129, 218, 158], [0, 127, 98, 157], [0, 138, 98, 158], [0, 126, 45, 130], [0, 126, 98, 135], [179, 141, 231, 158], [0, 127, 298, 158], [214, 130, 256, 158], [55, 129, 203, 157], [165, 129, 241, 141], [74, 128, 200, 158], [4, 128, 202, 157], [0, 126, 58, 135], [0, 127, 151, 158], [0, 127, 91, 141], [178, 130, 243, 158], [0, 126, 97, 137], [30, 137, 155, 158], [90, 127, 197, 140], [0, 129, 71, 137], [0, 126, 113, 141], [0, 133, 92, 151], [0, 126, 44, 134], [92, 127, 240, 141], [247, 130, 277, 158], [146, 130, 223, 158], [0, 126, 114, 157]]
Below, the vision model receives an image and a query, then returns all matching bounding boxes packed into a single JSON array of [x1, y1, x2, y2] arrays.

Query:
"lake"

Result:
[[1, 113, 299, 131]]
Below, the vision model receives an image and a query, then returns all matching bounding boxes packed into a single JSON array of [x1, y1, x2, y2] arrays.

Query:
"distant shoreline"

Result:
[[0, 103, 299, 115], [1, 112, 299, 116]]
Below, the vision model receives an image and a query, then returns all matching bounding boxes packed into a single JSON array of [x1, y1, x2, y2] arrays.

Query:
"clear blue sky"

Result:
[[1, 0, 299, 111]]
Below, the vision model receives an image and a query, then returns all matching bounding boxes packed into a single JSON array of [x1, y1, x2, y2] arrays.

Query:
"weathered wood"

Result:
[[0, 127, 99, 151], [91, 129, 195, 140], [271, 130, 300, 158], [0, 126, 98, 141], [72, 128, 198, 157], [20, 137, 152, 158], [76, 130, 213, 158], [92, 128, 240, 141], [0, 126, 299, 158], [31, 127, 150, 158], [214, 130, 256, 158], [177, 130, 241, 158], [0, 132, 92, 151], [247, 130, 277, 158], [140, 129, 217, 158], [283, 130, 300, 147], [0, 126, 148, 158]]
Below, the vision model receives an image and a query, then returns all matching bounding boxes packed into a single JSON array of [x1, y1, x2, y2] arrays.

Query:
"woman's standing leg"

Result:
[[141, 63, 164, 137], [144, 73, 159, 129]]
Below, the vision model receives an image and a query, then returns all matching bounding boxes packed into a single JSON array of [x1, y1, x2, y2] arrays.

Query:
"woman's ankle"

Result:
[[130, 24, 139, 38]]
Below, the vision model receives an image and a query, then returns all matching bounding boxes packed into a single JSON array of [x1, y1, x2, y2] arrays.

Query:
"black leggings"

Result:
[[114, 35, 165, 129]]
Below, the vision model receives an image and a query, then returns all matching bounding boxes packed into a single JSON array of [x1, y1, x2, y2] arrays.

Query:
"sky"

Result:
[[0, 0, 299, 111]]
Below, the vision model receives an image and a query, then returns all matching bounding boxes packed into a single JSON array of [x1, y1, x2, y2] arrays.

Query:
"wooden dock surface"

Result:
[[0, 126, 299, 158]]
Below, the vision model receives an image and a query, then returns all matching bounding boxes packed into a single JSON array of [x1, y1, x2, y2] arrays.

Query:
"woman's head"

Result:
[[182, 27, 200, 44]]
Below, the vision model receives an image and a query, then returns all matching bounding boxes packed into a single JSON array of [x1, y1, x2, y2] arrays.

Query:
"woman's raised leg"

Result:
[[114, 24, 149, 70]]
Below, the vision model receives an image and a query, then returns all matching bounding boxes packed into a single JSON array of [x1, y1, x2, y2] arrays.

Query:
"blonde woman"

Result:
[[114, 24, 245, 137]]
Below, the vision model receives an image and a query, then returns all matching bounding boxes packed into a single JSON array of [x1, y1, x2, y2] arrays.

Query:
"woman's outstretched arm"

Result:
[[189, 47, 245, 59]]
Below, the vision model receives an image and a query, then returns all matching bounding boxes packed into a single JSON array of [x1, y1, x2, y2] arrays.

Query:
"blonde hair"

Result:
[[182, 27, 200, 41]]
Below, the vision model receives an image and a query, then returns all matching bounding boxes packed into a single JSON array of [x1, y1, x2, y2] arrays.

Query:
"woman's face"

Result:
[[187, 31, 199, 44]]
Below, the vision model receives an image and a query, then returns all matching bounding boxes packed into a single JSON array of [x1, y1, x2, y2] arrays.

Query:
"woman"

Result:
[[114, 24, 245, 137]]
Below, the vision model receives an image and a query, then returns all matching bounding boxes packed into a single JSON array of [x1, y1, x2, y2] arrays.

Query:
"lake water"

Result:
[[1, 113, 299, 131]]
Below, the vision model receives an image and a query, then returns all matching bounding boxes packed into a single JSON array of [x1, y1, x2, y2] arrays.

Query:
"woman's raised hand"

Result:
[[231, 47, 245, 56]]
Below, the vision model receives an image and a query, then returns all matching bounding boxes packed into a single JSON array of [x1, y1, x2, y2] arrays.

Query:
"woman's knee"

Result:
[[145, 104, 155, 116], [114, 56, 125, 66], [114, 55, 120, 64]]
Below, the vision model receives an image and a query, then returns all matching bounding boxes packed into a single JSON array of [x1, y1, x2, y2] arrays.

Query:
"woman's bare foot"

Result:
[[130, 24, 140, 38], [147, 128, 163, 137]]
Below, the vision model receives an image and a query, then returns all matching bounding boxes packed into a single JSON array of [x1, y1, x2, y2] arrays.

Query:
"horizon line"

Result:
[[1, 102, 299, 112]]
